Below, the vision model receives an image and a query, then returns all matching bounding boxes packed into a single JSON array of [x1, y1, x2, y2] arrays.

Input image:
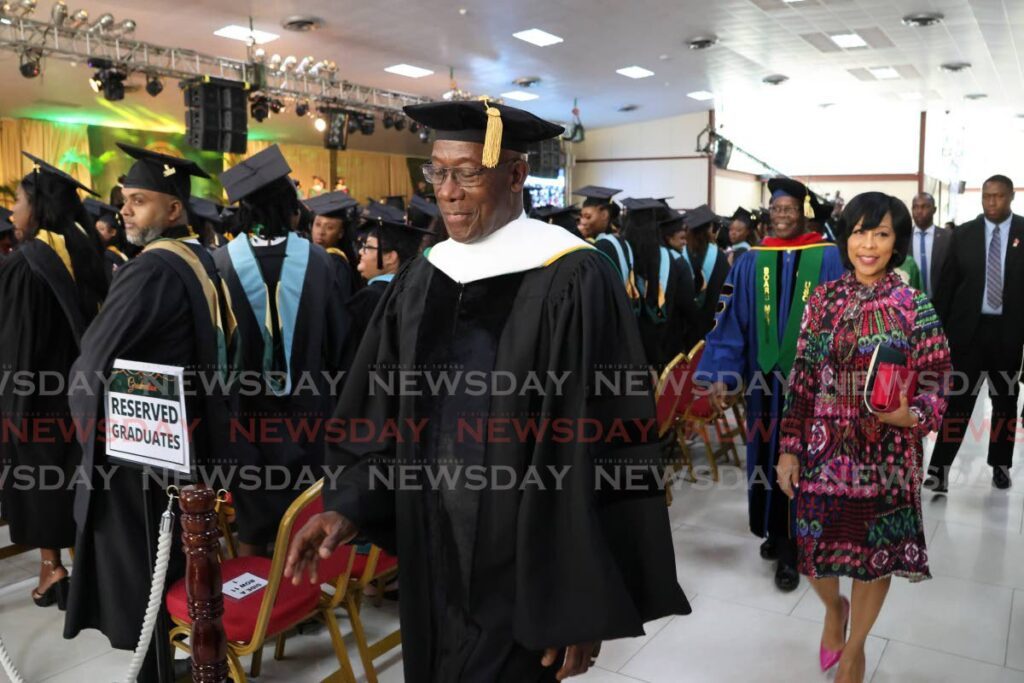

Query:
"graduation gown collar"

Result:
[[425, 211, 594, 283]]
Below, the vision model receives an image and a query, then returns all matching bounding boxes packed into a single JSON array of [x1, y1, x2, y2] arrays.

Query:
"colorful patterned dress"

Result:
[[780, 271, 951, 582]]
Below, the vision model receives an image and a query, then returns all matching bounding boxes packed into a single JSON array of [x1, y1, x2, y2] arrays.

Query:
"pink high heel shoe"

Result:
[[819, 596, 850, 672]]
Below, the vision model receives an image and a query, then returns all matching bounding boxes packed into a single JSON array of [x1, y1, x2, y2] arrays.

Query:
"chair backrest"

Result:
[[656, 352, 690, 436], [681, 342, 718, 420], [248, 479, 355, 643]]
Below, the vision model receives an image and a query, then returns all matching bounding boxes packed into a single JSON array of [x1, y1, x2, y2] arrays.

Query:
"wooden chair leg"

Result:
[[697, 422, 719, 482], [664, 463, 674, 506], [249, 646, 263, 678], [345, 591, 379, 683], [274, 633, 287, 661], [322, 608, 358, 683]]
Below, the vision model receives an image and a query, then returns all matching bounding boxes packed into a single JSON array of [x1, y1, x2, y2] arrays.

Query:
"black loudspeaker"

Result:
[[324, 111, 349, 150], [713, 139, 733, 170], [184, 78, 248, 153], [525, 138, 564, 179]]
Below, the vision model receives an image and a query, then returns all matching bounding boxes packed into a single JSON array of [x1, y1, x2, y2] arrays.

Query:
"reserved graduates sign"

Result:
[[104, 359, 192, 475]]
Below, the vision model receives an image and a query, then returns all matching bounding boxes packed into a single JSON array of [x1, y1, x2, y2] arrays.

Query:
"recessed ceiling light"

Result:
[[687, 90, 715, 101], [819, 102, 836, 108], [964, 93, 988, 100], [281, 16, 324, 32], [213, 25, 279, 45], [868, 66, 900, 80], [513, 76, 542, 88], [687, 35, 719, 50], [384, 64, 434, 78], [659, 54, 670, 61], [458, 8, 468, 15], [940, 61, 972, 73], [512, 28, 563, 47], [762, 74, 789, 85], [829, 32, 868, 49], [501, 90, 539, 102], [618, 104, 639, 112], [617, 65, 655, 79], [902, 12, 943, 27]]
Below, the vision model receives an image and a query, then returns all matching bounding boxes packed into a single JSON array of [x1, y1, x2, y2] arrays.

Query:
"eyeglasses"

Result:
[[357, 242, 378, 253], [769, 206, 801, 216], [420, 160, 517, 187]]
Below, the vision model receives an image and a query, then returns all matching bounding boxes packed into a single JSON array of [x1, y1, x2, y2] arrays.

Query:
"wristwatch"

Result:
[[908, 406, 924, 428]]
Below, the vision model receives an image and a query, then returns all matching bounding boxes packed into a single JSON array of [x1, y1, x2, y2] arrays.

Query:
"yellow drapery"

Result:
[[0, 118, 92, 204]]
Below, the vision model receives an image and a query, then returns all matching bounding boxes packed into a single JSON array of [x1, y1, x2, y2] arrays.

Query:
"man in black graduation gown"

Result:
[[306, 189, 361, 298], [214, 145, 349, 555], [64, 143, 230, 682], [285, 100, 689, 682]]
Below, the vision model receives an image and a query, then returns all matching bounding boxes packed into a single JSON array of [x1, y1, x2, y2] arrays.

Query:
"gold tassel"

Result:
[[480, 97, 503, 168], [804, 192, 813, 218]]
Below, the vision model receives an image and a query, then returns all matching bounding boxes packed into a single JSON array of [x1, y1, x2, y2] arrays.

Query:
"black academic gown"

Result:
[[65, 227, 230, 678], [213, 236, 348, 545], [637, 257, 703, 368], [325, 248, 357, 301], [326, 248, 690, 682], [0, 239, 95, 548], [340, 278, 390, 371], [688, 247, 730, 339]]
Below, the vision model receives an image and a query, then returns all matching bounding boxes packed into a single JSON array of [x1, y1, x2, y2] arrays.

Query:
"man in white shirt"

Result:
[[910, 192, 951, 299]]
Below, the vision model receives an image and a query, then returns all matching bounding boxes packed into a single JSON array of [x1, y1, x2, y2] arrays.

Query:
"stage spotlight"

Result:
[[382, 112, 394, 129], [314, 116, 327, 132], [347, 113, 360, 134], [409, 121, 421, 134], [19, 50, 40, 78], [101, 70, 124, 100], [269, 98, 284, 114], [67, 8, 87, 29], [250, 95, 269, 122], [295, 100, 309, 117], [418, 127, 430, 143], [359, 113, 375, 135], [50, 1, 66, 26], [393, 115, 406, 131], [145, 73, 163, 96], [88, 11, 111, 32]]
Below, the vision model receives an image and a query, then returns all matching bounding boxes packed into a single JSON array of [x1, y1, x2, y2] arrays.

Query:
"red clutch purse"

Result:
[[864, 344, 917, 413]]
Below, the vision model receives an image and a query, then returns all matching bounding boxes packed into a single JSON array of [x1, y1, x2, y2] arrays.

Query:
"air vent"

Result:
[[964, 93, 987, 101], [513, 76, 541, 88], [762, 74, 789, 85], [902, 12, 943, 28], [282, 15, 323, 32], [687, 35, 719, 50], [940, 61, 971, 73], [618, 104, 639, 112]]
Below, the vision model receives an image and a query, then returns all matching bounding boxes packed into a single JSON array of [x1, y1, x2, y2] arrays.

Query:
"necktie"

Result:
[[987, 223, 1003, 310], [919, 231, 929, 295]]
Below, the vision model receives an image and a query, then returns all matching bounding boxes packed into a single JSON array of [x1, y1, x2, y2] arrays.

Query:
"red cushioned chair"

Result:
[[656, 341, 745, 492], [167, 479, 358, 683]]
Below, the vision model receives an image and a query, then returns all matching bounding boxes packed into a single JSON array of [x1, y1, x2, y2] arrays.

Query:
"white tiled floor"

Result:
[[2, 391, 1024, 682]]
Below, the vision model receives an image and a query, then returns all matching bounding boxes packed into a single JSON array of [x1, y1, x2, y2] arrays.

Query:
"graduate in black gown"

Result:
[[621, 198, 702, 367], [85, 197, 135, 277], [285, 100, 689, 682], [660, 208, 687, 257], [305, 189, 361, 298], [0, 154, 107, 610], [679, 204, 731, 339], [342, 211, 432, 371], [189, 196, 231, 251], [65, 143, 231, 683], [214, 145, 350, 555], [533, 204, 583, 238]]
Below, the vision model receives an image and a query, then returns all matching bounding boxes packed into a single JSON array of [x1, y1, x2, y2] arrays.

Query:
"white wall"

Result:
[[714, 171, 762, 214], [568, 112, 711, 209]]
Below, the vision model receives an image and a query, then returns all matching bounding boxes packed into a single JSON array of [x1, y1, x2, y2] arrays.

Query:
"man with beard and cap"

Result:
[[680, 204, 731, 339], [305, 189, 362, 296], [621, 197, 702, 367], [285, 100, 689, 682], [214, 144, 350, 557], [64, 143, 232, 682], [1, 154, 107, 612], [696, 176, 844, 593]]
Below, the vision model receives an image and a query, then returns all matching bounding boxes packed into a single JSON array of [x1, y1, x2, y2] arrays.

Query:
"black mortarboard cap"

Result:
[[364, 202, 407, 224], [621, 197, 665, 212], [220, 145, 292, 204], [573, 185, 621, 206], [768, 177, 813, 215], [360, 214, 432, 269], [810, 195, 833, 224], [403, 100, 564, 165], [305, 191, 359, 219], [117, 144, 209, 202], [383, 195, 406, 211], [408, 194, 441, 229], [83, 197, 121, 228], [731, 207, 753, 224], [659, 208, 686, 232], [189, 197, 223, 225], [684, 204, 716, 231], [21, 152, 99, 197]]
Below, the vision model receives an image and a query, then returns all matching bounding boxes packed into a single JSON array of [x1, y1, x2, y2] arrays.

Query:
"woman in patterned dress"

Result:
[[777, 192, 952, 683]]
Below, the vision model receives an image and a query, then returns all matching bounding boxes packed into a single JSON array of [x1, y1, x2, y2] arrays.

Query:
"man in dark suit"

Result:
[[911, 192, 952, 299], [930, 175, 1024, 492]]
